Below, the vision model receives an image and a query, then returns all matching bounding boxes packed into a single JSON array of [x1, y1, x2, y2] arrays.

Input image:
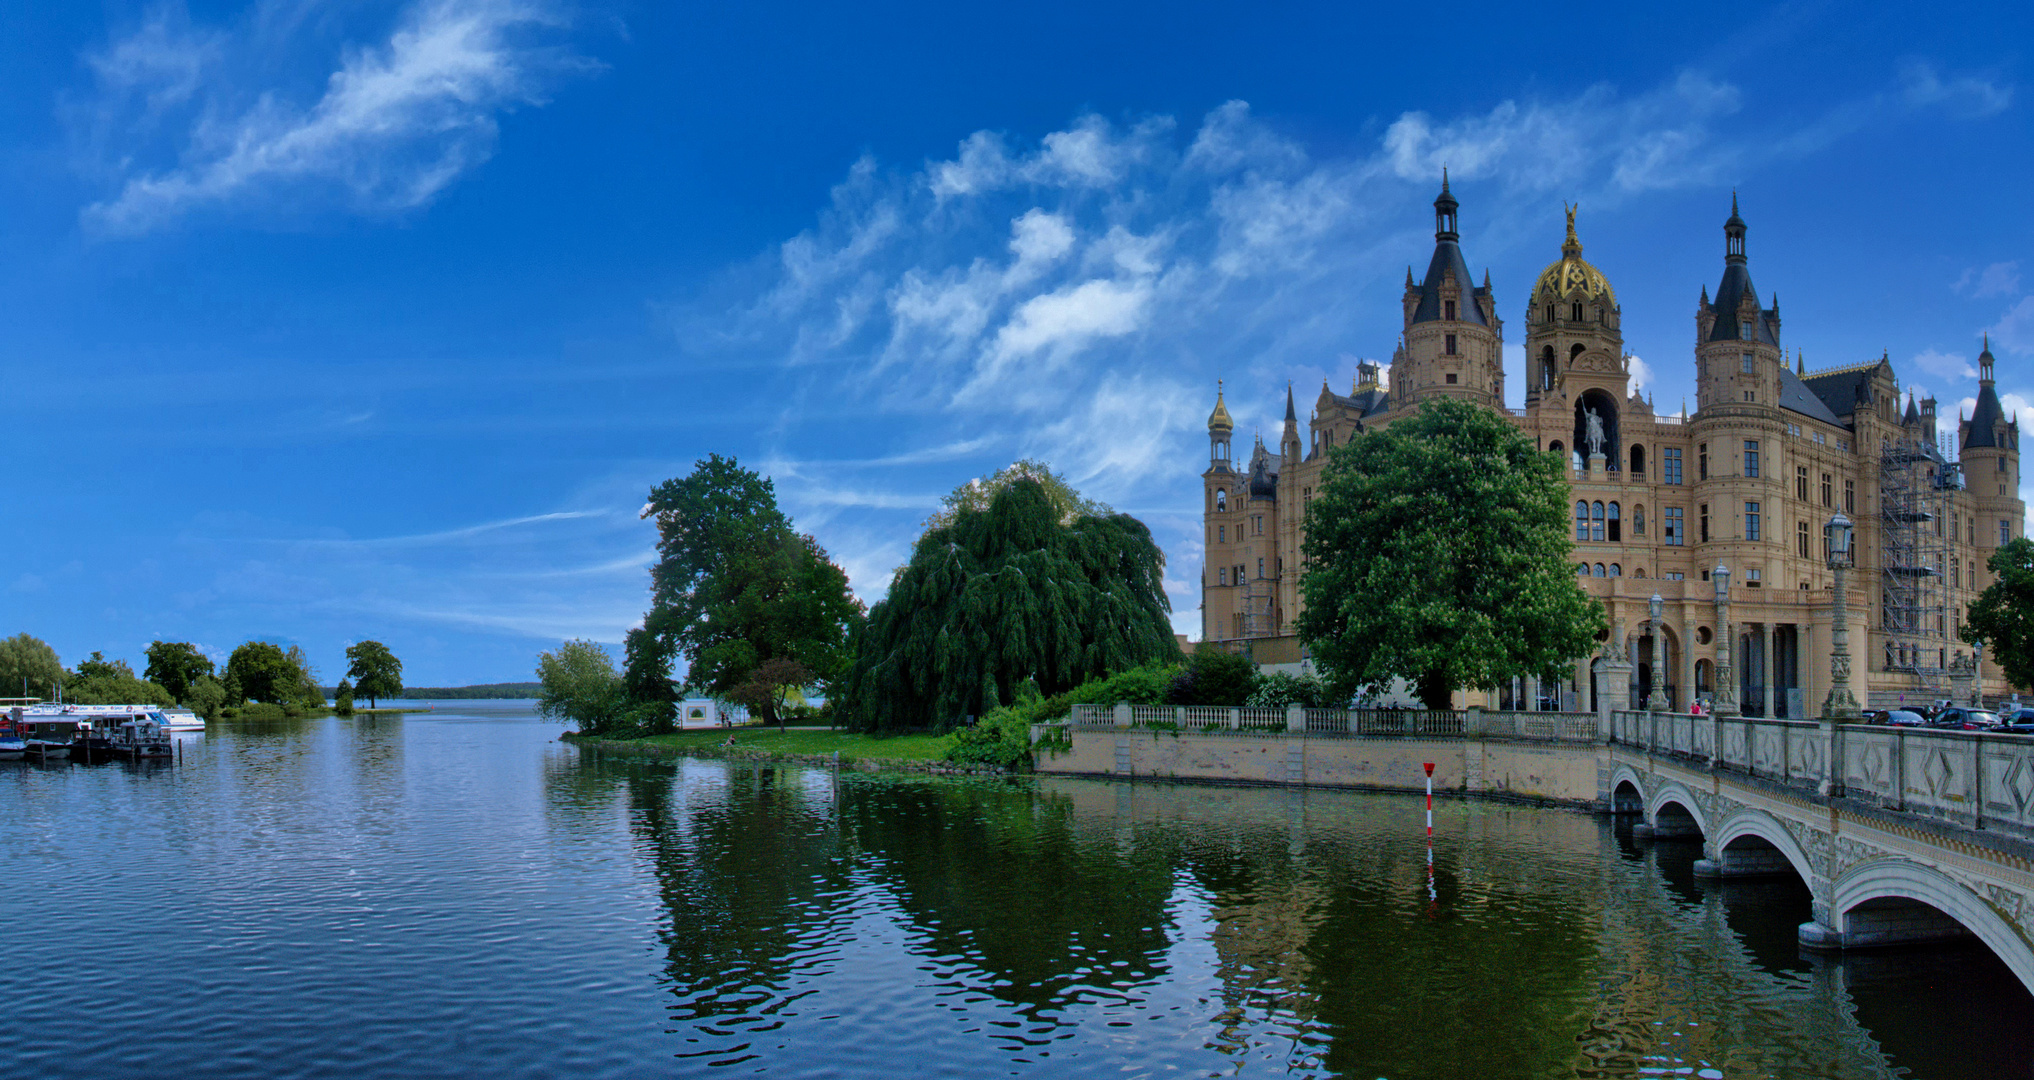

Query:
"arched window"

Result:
[[1607, 501, 1621, 542], [1571, 302, 1583, 321], [1634, 568, 1646, 578], [1609, 563, 1622, 577], [1215, 489, 1227, 512], [1591, 501, 1606, 542], [1630, 444, 1646, 476], [1549, 440, 1564, 457], [1540, 345, 1556, 389], [1578, 564, 1590, 576], [1594, 563, 1607, 577], [1576, 501, 1589, 540], [1570, 343, 1586, 362]]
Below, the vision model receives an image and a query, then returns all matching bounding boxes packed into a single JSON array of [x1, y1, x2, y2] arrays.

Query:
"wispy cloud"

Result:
[[79, 0, 592, 235], [282, 509, 611, 548], [1899, 60, 2013, 117], [1956, 261, 2022, 299]]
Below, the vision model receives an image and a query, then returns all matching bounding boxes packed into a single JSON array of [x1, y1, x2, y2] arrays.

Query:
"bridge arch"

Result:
[[1610, 765, 1647, 813], [1830, 858, 2034, 995], [1710, 808, 1818, 885], [1645, 781, 1709, 837]]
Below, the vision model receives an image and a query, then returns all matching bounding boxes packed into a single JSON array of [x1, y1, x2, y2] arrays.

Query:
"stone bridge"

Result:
[[1046, 703, 2034, 993], [1608, 710, 2034, 993]]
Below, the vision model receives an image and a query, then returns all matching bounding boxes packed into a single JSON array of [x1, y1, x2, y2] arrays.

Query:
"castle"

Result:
[[1201, 179, 2024, 713]]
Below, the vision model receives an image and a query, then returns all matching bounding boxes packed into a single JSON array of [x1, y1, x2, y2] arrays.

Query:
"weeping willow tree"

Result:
[[841, 476, 1180, 732]]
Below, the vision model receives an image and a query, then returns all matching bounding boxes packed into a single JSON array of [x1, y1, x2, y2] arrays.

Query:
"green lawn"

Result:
[[621, 725, 954, 762]]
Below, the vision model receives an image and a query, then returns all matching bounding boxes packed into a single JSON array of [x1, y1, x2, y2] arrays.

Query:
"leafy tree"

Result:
[[221, 671, 244, 708], [334, 679, 356, 716], [922, 458, 1110, 531], [282, 645, 323, 706], [0, 633, 63, 701], [185, 674, 228, 720], [225, 642, 299, 705], [65, 652, 175, 706], [842, 474, 1181, 733], [1964, 537, 2034, 691], [725, 657, 813, 730], [1165, 647, 1260, 706], [144, 641, 216, 704], [1297, 397, 1605, 711], [345, 640, 403, 709], [536, 640, 631, 736], [1246, 671, 1337, 709], [626, 455, 864, 734]]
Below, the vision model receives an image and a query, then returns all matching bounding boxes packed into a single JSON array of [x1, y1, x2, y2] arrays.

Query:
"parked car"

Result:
[[1866, 709, 1928, 727], [1997, 708, 2034, 734], [1928, 707, 2003, 731]]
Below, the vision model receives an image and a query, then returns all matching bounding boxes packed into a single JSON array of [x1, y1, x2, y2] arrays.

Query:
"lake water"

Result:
[[3, 702, 2028, 1079]]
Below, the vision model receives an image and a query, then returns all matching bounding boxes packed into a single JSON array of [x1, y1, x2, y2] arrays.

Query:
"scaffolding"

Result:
[[1241, 575, 1277, 638], [1879, 436, 1959, 693]]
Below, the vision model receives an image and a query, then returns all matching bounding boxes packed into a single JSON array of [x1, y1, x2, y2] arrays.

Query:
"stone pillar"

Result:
[[1286, 704, 1305, 733], [1114, 703, 1132, 727], [1524, 674, 1539, 712], [1801, 622, 1817, 720], [1762, 623, 1777, 719], [1818, 717, 1842, 797], [1599, 657, 1631, 742]]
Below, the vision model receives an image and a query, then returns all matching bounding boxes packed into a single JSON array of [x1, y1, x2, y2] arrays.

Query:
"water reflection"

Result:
[[589, 755, 2034, 1079]]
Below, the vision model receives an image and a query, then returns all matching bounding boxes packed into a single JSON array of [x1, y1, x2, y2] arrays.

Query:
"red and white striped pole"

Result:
[[1423, 761, 1437, 910], [1423, 761, 1434, 838]]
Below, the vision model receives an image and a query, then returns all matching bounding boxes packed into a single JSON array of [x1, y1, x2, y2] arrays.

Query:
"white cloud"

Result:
[[1627, 354, 1655, 395], [81, 0, 590, 235], [1988, 296, 2034, 356], [1912, 348, 1978, 381], [1956, 261, 2022, 298], [1900, 60, 2013, 117]]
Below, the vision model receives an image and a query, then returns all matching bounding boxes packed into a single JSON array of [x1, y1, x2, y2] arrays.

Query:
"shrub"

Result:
[[1166, 648, 1259, 706], [1247, 672, 1337, 710]]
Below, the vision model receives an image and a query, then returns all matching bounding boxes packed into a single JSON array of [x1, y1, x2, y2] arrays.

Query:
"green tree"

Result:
[[536, 639, 630, 736], [922, 458, 1110, 531], [65, 651, 176, 706], [282, 645, 323, 706], [1297, 397, 1605, 711], [842, 474, 1181, 733], [625, 455, 864, 733], [345, 640, 403, 709], [185, 674, 229, 720], [1165, 647, 1260, 706], [225, 642, 298, 705], [333, 678, 356, 716], [725, 657, 813, 731], [144, 641, 216, 704], [1963, 537, 2034, 691], [0, 633, 63, 701]]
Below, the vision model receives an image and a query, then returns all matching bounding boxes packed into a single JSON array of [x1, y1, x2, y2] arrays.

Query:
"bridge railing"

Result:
[[1612, 709, 2034, 833], [1065, 703, 1589, 742]]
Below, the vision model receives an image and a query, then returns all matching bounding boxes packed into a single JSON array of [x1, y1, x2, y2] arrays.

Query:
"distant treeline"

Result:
[[316, 682, 542, 700]]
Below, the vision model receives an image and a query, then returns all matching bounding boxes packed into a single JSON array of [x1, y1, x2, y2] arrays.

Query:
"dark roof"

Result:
[[1801, 361, 1886, 420], [1410, 239, 1490, 326], [1706, 262, 1779, 344], [1966, 383, 2010, 449], [1778, 365, 1845, 427]]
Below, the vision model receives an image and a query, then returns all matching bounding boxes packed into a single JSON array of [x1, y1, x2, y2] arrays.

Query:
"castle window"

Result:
[[1741, 352, 1754, 374], [1445, 334, 1458, 356], [1741, 319, 1755, 341], [1607, 502, 1621, 542], [1845, 479, 1854, 513], [1796, 520, 1809, 558], [1218, 525, 1225, 542], [1630, 445, 1646, 476], [1663, 447, 1683, 485], [1609, 563, 1622, 577], [1594, 563, 1606, 577], [1258, 558, 1264, 579], [1746, 568, 1762, 588], [1796, 466, 1808, 501], [1821, 473, 1832, 507], [1591, 501, 1606, 542], [1700, 505, 1710, 543], [1216, 489, 1227, 512], [1664, 507, 1684, 546], [2007, 520, 2015, 545], [1743, 441, 1760, 478], [1550, 440, 1564, 457], [1218, 567, 1228, 586], [1446, 372, 1458, 384], [1571, 302, 1583, 321], [1547, 305, 1556, 323], [1445, 300, 1456, 320], [1578, 564, 1589, 576], [1746, 501, 1761, 541], [1698, 444, 1708, 481], [1576, 501, 1589, 541]]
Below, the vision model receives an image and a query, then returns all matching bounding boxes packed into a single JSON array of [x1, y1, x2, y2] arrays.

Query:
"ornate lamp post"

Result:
[[1647, 592, 1669, 710], [1822, 512, 1861, 719], [1713, 565, 1738, 718]]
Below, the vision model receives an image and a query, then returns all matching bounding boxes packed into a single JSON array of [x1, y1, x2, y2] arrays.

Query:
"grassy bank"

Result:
[[571, 725, 973, 769]]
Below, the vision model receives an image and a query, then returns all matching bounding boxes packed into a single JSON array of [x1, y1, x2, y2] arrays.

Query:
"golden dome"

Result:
[[1207, 383, 1233, 431], [1533, 206, 1617, 304]]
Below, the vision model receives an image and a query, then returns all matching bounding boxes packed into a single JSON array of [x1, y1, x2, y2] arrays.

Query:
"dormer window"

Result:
[[1444, 300, 1456, 320], [1571, 302, 1583, 321], [1546, 305, 1555, 323], [1741, 318, 1755, 340]]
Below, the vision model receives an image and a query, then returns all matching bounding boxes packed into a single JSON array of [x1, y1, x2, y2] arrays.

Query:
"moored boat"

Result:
[[0, 713, 23, 761], [20, 716, 79, 761], [110, 717, 173, 761]]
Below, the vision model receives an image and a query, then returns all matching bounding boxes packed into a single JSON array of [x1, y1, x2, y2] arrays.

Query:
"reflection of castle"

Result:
[[1201, 180, 2025, 711]]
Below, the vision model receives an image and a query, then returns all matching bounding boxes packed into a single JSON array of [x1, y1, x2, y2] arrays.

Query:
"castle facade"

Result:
[[1202, 181, 2025, 712]]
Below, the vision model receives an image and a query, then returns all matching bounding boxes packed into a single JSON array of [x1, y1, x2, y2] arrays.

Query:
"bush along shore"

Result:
[[564, 726, 1017, 776]]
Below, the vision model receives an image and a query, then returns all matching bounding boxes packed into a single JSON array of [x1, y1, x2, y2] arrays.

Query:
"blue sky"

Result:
[[2, 0, 2029, 686]]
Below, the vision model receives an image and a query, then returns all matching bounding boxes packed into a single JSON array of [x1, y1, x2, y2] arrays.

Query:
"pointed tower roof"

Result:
[[1707, 193, 1776, 344], [1903, 393, 1921, 427], [1409, 173, 1490, 326], [1207, 382, 1233, 433], [1966, 335, 2008, 448], [1284, 382, 1297, 423]]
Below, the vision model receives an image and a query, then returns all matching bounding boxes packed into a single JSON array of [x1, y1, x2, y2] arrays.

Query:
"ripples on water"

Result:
[[1, 706, 2028, 1079]]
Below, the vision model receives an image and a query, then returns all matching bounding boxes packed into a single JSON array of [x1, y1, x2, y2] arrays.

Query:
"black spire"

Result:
[[1724, 191, 1747, 264], [1409, 173, 1488, 326], [1434, 169, 1458, 240], [1967, 334, 2008, 449], [1284, 382, 1297, 423]]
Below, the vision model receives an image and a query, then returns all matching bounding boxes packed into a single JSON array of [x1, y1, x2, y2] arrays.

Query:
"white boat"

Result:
[[111, 717, 174, 761], [158, 709, 202, 732]]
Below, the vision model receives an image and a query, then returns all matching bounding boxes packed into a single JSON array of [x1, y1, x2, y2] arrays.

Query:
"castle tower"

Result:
[[1694, 195, 1784, 411], [1280, 383, 1302, 466], [1394, 173, 1503, 408], [1523, 206, 1626, 467], [1962, 335, 2023, 530]]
